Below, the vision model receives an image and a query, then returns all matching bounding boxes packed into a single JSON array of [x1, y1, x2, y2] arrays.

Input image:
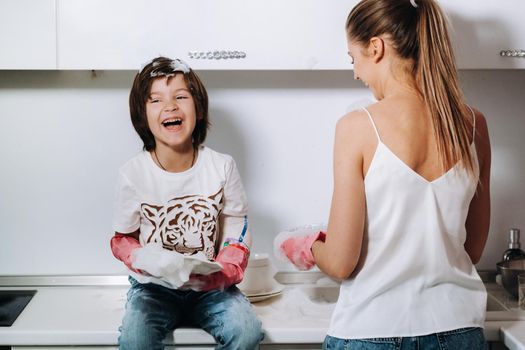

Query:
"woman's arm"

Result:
[[312, 112, 368, 279], [464, 110, 491, 264]]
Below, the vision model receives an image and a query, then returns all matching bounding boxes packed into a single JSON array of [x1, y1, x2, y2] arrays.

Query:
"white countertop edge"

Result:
[[1, 323, 519, 346], [260, 328, 328, 344], [0, 331, 118, 346], [0, 330, 215, 346], [500, 322, 525, 350], [0, 328, 322, 346]]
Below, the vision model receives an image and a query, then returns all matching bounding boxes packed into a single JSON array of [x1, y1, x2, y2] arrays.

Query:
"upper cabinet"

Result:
[[57, 0, 354, 70], [0, 0, 56, 69], [0, 0, 523, 70], [55, 0, 525, 70], [441, 0, 525, 69]]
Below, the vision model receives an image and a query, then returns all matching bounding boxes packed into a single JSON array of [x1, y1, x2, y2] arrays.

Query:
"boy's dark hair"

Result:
[[129, 57, 209, 151]]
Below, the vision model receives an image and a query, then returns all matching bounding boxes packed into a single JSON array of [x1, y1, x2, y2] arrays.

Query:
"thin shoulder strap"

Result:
[[466, 105, 476, 142], [362, 107, 381, 142]]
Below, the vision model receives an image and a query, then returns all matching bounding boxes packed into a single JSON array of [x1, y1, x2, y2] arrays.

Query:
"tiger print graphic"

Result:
[[141, 188, 224, 259]]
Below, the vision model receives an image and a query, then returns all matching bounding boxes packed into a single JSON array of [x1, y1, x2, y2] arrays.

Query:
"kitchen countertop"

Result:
[[0, 275, 524, 349]]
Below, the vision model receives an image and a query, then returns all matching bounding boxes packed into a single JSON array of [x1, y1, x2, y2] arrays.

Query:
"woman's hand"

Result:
[[280, 232, 326, 270]]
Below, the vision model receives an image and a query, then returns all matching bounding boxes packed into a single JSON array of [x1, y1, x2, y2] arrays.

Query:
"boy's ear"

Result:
[[369, 36, 385, 63]]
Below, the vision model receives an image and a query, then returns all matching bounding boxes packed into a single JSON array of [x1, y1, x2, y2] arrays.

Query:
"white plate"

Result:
[[183, 255, 223, 275], [247, 288, 284, 303], [244, 283, 285, 298]]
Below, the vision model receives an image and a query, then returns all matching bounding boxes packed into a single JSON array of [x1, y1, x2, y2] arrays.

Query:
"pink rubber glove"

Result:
[[186, 244, 249, 292], [110, 233, 143, 274], [280, 231, 326, 270]]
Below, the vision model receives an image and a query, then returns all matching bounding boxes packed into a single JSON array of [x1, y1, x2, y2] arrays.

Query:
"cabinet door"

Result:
[[440, 0, 525, 69], [0, 0, 56, 69], [57, 0, 189, 70], [57, 0, 356, 70]]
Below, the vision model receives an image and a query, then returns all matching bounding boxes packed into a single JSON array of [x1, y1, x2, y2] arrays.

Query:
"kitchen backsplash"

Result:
[[0, 69, 524, 274]]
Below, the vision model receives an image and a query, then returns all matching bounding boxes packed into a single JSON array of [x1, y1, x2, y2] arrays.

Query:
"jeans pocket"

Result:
[[438, 327, 486, 350], [323, 335, 347, 350], [126, 277, 142, 301], [349, 338, 401, 350], [323, 336, 401, 350]]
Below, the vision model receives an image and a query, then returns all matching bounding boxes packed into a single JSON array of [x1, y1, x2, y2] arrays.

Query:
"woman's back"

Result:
[[361, 96, 475, 183], [327, 100, 487, 339]]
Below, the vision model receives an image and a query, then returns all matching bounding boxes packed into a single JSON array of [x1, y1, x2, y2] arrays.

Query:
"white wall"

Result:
[[0, 69, 523, 275]]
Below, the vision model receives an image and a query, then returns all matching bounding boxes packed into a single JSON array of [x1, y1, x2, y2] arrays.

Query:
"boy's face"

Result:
[[146, 74, 197, 150]]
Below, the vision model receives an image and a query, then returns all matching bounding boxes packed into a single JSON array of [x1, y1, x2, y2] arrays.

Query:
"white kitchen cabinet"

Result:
[[56, 0, 354, 70], [440, 0, 525, 69], [0, 0, 56, 69], [1, 1, 523, 70], [56, 0, 524, 70]]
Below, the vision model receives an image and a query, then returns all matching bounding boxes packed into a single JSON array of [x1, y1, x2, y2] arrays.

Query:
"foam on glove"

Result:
[[110, 233, 142, 273], [274, 224, 327, 271], [131, 244, 210, 288], [185, 243, 249, 292]]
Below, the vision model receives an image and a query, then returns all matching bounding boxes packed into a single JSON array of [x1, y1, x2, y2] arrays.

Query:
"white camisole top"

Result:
[[327, 107, 486, 339]]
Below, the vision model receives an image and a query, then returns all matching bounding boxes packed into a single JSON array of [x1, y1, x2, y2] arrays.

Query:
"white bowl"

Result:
[[238, 253, 278, 295], [247, 253, 270, 267]]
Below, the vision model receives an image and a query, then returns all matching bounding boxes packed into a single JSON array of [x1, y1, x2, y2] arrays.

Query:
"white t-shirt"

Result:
[[112, 146, 248, 263]]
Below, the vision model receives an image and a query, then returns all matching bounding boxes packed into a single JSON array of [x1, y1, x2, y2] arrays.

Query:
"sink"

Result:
[[253, 285, 338, 321], [486, 293, 509, 311], [296, 285, 510, 312], [255, 284, 522, 325], [297, 285, 339, 304], [0, 290, 37, 327]]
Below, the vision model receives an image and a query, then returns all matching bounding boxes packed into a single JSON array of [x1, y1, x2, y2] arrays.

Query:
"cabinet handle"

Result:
[[188, 50, 247, 60], [500, 49, 525, 58]]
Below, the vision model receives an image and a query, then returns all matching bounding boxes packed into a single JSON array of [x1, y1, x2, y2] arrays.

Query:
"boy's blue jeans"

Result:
[[323, 327, 487, 350], [119, 277, 263, 350]]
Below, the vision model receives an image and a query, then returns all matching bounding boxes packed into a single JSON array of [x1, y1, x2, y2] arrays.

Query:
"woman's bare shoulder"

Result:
[[471, 107, 488, 130], [335, 108, 380, 168], [469, 107, 489, 142], [336, 107, 378, 138], [470, 107, 491, 166]]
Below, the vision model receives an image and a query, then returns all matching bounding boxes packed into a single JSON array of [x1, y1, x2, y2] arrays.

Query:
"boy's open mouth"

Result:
[[162, 118, 183, 128]]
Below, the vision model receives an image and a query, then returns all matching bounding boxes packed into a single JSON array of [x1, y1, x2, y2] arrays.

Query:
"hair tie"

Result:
[[410, 0, 418, 8]]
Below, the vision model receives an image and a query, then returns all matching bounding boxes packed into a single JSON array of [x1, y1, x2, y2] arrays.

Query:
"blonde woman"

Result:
[[280, 0, 491, 348]]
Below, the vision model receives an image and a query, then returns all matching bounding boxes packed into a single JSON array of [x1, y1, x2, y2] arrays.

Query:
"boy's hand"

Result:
[[110, 233, 146, 274], [184, 244, 249, 292]]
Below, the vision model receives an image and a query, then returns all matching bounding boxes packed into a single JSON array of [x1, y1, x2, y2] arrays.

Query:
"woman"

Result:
[[280, 0, 491, 348]]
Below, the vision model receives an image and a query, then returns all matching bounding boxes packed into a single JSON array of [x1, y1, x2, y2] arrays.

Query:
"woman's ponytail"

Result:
[[416, 0, 475, 176], [346, 0, 476, 176]]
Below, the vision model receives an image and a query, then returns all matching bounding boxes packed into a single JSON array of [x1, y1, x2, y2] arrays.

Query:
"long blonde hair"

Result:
[[346, 0, 475, 176]]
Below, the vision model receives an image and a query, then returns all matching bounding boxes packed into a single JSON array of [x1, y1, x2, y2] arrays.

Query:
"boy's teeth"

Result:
[[163, 118, 183, 126]]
